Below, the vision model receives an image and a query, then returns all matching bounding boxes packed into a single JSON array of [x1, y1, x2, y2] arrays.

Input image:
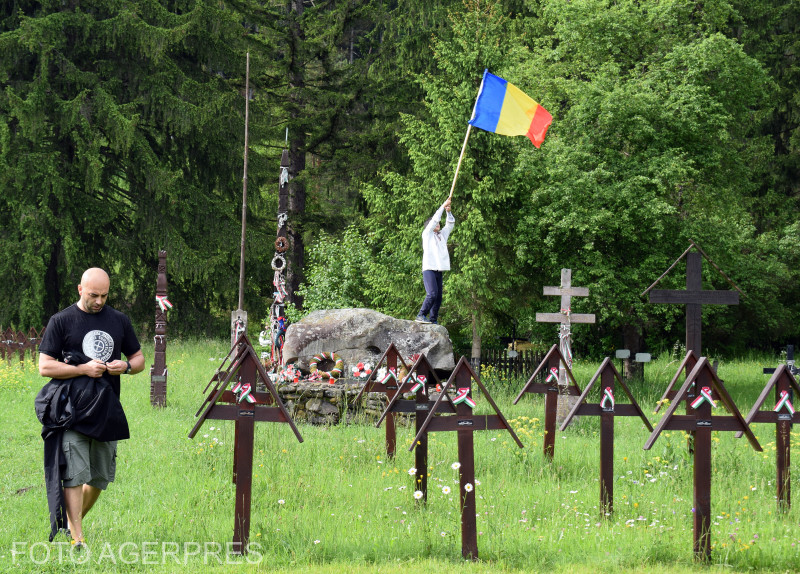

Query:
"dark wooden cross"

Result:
[[150, 250, 169, 407], [560, 358, 653, 515], [737, 364, 800, 510], [644, 357, 761, 561], [354, 343, 411, 459], [513, 344, 582, 459], [376, 354, 452, 501], [411, 356, 523, 560], [189, 333, 303, 554], [763, 345, 799, 376], [643, 242, 742, 355]]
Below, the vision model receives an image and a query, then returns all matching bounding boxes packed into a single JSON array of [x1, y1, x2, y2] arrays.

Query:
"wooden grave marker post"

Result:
[[353, 343, 411, 459], [536, 268, 595, 421], [644, 357, 761, 561], [410, 357, 523, 560], [189, 333, 303, 554], [642, 241, 742, 356], [513, 344, 582, 459], [150, 250, 169, 406], [376, 354, 454, 501], [559, 358, 653, 515], [736, 364, 800, 510]]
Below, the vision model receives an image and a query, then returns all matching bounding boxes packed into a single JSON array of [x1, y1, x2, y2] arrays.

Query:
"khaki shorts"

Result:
[[62, 430, 117, 490]]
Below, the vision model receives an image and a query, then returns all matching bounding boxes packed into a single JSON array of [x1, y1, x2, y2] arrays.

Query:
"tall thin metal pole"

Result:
[[238, 52, 250, 311]]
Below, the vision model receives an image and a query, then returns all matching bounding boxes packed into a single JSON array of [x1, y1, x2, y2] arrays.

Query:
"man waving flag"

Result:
[[468, 69, 552, 148]]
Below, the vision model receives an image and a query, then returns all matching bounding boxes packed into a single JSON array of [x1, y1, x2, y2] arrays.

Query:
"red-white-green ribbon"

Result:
[[380, 369, 398, 385], [691, 386, 716, 409], [408, 374, 426, 393], [238, 383, 257, 404], [156, 296, 173, 311], [232, 381, 243, 394], [453, 387, 476, 408], [774, 390, 795, 415], [546, 367, 558, 383], [600, 386, 615, 410]]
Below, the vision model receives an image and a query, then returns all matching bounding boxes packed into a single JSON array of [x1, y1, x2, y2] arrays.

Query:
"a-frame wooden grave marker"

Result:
[[150, 250, 170, 407], [353, 343, 411, 458], [560, 357, 653, 515], [376, 354, 453, 501], [536, 268, 595, 420], [513, 344, 582, 459], [643, 357, 761, 561], [189, 333, 303, 554], [736, 364, 800, 510], [410, 357, 523, 560]]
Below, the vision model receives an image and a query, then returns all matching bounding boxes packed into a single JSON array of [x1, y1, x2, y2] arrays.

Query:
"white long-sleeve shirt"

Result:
[[421, 203, 455, 271]]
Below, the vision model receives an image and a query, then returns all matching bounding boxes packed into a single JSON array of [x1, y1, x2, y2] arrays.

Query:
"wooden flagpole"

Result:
[[448, 124, 472, 200]]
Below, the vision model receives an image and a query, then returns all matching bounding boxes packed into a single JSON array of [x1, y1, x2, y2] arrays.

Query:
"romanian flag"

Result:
[[469, 70, 552, 148]]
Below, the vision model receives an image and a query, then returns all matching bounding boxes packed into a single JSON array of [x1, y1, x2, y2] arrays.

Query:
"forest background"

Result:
[[1, 0, 799, 361]]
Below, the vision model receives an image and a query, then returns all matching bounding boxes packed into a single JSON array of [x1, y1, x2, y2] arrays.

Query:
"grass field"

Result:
[[1, 340, 798, 573]]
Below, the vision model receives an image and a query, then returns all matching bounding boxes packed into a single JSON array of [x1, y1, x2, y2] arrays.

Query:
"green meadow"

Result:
[[1, 340, 798, 573]]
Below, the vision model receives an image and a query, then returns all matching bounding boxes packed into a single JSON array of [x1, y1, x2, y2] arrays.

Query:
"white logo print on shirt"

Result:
[[83, 330, 114, 362]]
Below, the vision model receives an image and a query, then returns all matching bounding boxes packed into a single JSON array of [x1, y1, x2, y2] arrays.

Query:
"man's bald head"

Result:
[[78, 268, 110, 314]]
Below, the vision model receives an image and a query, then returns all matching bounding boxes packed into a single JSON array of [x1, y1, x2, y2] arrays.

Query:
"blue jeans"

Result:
[[418, 270, 443, 321]]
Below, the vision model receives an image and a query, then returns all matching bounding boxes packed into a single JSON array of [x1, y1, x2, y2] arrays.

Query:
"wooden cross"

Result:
[[513, 344, 582, 459], [189, 333, 303, 554], [376, 354, 451, 501], [644, 357, 761, 561], [353, 343, 411, 458], [150, 250, 168, 407], [559, 358, 653, 515], [642, 242, 742, 355], [536, 268, 596, 359], [737, 364, 800, 510], [410, 357, 523, 560]]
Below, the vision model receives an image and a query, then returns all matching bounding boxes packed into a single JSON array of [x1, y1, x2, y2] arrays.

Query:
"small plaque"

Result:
[[386, 385, 398, 390], [415, 404, 430, 411], [778, 414, 792, 421], [238, 410, 255, 418], [635, 353, 651, 363], [697, 420, 712, 427], [615, 349, 630, 359], [457, 419, 474, 427], [602, 407, 614, 413], [151, 375, 167, 383], [548, 387, 559, 393]]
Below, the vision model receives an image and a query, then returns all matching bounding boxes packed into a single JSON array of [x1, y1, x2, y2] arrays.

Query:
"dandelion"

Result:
[[464, 483, 473, 492], [414, 490, 424, 500], [442, 486, 451, 495], [408, 467, 417, 476], [451, 462, 461, 470]]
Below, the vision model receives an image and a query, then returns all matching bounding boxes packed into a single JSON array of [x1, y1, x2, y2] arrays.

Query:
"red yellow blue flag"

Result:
[[468, 70, 552, 148]]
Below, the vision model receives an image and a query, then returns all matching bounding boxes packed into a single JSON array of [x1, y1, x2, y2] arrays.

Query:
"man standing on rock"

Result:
[[415, 198, 455, 325]]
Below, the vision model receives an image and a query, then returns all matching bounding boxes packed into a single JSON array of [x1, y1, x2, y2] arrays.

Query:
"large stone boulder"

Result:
[[282, 308, 455, 373]]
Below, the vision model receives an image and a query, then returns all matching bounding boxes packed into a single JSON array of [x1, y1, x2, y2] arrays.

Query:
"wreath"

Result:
[[309, 352, 344, 379], [275, 236, 289, 253]]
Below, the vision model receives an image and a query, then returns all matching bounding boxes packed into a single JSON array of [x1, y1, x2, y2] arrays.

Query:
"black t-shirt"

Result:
[[39, 303, 141, 397]]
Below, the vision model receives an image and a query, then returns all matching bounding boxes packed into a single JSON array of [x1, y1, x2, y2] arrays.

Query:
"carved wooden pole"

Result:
[[150, 250, 168, 406]]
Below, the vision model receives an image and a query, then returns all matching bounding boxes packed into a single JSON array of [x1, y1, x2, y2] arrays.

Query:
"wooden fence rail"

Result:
[[469, 349, 545, 379], [0, 327, 45, 362]]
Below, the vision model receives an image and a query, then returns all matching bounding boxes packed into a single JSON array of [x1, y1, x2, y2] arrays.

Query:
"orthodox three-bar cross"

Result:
[[189, 333, 302, 554], [410, 357, 523, 560]]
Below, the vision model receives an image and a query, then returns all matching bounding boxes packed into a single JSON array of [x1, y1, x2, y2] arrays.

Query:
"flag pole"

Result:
[[448, 124, 473, 200]]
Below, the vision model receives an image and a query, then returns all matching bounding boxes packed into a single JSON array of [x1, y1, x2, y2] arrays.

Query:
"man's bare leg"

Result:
[[64, 485, 85, 542], [81, 484, 102, 517]]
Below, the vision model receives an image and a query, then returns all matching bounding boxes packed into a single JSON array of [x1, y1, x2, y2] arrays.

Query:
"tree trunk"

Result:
[[286, 0, 306, 309], [622, 323, 644, 381]]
